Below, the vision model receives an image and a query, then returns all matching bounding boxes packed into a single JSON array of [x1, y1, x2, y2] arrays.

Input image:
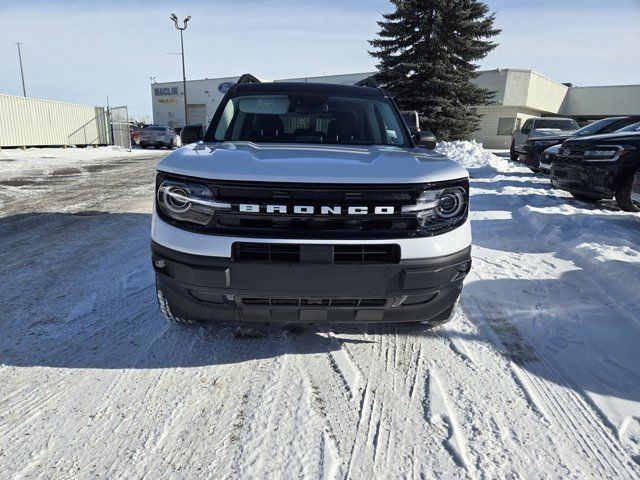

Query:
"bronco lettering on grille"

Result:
[[238, 204, 395, 215]]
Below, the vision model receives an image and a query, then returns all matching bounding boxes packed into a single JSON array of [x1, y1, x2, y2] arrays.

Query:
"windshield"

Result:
[[207, 93, 408, 146], [534, 119, 579, 131], [144, 126, 165, 131], [573, 118, 620, 136], [616, 121, 640, 133]]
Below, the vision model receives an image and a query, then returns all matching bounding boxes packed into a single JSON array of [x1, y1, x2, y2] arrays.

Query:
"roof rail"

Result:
[[237, 73, 261, 84]]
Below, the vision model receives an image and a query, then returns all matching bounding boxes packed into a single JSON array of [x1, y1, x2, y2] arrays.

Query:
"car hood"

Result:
[[528, 133, 574, 143], [564, 131, 640, 146], [529, 129, 577, 140], [156, 142, 469, 184]]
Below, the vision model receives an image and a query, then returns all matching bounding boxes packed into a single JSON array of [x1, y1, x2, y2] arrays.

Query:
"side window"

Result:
[[521, 119, 533, 133], [601, 120, 627, 134], [497, 118, 516, 136]]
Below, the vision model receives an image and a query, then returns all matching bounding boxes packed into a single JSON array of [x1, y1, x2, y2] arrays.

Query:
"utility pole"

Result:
[[15, 42, 26, 97], [170, 14, 191, 126]]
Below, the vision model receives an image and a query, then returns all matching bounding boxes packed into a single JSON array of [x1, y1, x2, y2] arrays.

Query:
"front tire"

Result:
[[510, 141, 519, 161], [529, 167, 539, 173], [615, 168, 640, 212], [156, 280, 197, 326], [167, 140, 174, 150]]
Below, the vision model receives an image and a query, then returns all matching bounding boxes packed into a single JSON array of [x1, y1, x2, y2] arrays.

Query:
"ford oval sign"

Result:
[[218, 82, 233, 93]]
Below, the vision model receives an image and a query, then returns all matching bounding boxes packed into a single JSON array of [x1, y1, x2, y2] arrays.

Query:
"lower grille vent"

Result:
[[241, 297, 389, 307], [232, 243, 400, 264]]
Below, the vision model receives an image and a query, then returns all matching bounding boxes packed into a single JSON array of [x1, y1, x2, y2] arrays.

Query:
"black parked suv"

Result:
[[523, 116, 640, 172], [550, 123, 640, 211]]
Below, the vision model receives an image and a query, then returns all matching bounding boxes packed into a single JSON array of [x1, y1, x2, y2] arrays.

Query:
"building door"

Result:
[[186, 104, 206, 126]]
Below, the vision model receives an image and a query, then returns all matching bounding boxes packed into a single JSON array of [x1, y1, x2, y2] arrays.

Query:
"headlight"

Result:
[[157, 178, 230, 225], [534, 140, 558, 147], [402, 185, 468, 233], [584, 148, 620, 160]]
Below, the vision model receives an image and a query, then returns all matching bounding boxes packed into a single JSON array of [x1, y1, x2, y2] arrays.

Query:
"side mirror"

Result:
[[414, 130, 437, 150], [180, 126, 204, 145], [521, 128, 531, 134], [400, 110, 420, 134]]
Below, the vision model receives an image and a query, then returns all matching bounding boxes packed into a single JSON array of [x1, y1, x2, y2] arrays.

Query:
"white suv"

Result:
[[151, 81, 472, 327]]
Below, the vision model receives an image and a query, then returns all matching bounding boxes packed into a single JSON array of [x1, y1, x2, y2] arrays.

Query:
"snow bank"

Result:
[[436, 140, 524, 175], [436, 140, 495, 169]]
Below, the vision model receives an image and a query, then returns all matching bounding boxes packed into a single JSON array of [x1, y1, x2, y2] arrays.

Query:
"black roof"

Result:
[[231, 81, 385, 98]]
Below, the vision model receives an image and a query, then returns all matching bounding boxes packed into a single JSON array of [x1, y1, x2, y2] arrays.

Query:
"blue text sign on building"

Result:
[[155, 87, 179, 96]]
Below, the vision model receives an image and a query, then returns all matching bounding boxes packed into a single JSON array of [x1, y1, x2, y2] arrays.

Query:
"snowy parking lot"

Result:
[[0, 144, 639, 479]]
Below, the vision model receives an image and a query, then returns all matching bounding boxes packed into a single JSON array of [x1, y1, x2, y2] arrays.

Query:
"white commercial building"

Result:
[[470, 69, 640, 148], [151, 69, 640, 149]]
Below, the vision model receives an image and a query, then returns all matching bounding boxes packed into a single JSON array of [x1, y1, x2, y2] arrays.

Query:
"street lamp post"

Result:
[[15, 42, 26, 97], [170, 14, 191, 126]]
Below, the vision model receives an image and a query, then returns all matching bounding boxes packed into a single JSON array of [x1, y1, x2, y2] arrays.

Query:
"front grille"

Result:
[[156, 175, 469, 239], [240, 297, 389, 307], [557, 145, 587, 161], [210, 181, 424, 239], [232, 242, 400, 263]]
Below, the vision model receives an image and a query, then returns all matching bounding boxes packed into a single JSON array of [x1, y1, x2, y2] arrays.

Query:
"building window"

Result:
[[497, 118, 516, 135]]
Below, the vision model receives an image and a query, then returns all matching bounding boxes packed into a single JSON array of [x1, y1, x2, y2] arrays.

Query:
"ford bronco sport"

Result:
[[151, 80, 472, 326]]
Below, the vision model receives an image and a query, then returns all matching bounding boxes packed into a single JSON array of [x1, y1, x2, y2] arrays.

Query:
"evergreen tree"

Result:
[[369, 0, 500, 141]]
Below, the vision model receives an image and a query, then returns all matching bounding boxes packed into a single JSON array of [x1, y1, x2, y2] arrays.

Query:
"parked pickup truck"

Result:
[[510, 117, 578, 161], [151, 80, 472, 327]]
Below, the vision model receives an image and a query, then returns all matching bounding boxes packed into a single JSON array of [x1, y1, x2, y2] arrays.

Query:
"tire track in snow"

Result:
[[336, 325, 465, 479], [424, 367, 475, 477], [326, 334, 361, 402], [465, 283, 639, 479]]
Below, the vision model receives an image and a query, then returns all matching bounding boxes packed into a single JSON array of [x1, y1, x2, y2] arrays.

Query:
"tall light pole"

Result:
[[15, 42, 26, 97], [170, 13, 191, 126]]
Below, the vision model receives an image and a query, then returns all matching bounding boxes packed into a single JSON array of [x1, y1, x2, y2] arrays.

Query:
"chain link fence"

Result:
[[108, 106, 131, 150]]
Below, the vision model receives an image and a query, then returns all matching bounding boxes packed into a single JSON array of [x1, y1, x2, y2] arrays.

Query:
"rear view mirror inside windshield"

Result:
[[238, 97, 290, 114]]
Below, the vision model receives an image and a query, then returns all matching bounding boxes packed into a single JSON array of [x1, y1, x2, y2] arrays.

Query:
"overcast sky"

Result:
[[1, 0, 638, 117]]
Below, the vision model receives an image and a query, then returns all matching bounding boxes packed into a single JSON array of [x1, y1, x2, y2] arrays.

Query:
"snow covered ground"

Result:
[[0, 143, 639, 479]]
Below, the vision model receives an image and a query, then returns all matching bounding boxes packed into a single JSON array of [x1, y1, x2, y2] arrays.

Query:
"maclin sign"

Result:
[[155, 87, 179, 96]]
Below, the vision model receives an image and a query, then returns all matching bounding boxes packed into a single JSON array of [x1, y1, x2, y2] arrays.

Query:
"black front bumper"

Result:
[[521, 146, 541, 169], [550, 161, 621, 198], [522, 144, 557, 169], [151, 241, 472, 324]]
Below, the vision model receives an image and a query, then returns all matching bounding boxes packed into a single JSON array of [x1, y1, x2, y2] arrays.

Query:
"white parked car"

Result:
[[140, 126, 182, 150], [510, 117, 578, 160]]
